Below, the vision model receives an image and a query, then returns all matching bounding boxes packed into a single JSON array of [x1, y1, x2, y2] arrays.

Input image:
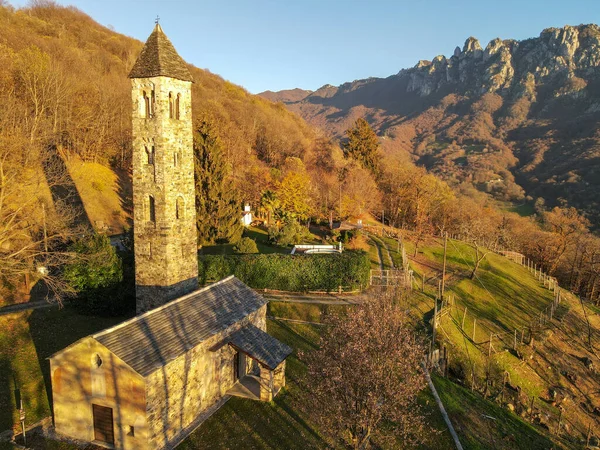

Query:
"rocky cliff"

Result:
[[259, 24, 600, 227]]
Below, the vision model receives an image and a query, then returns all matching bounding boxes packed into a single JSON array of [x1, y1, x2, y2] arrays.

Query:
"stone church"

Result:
[[49, 24, 291, 450]]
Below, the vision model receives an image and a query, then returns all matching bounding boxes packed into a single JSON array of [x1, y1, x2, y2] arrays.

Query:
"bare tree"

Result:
[[302, 288, 427, 449], [0, 146, 79, 304], [457, 204, 501, 280]]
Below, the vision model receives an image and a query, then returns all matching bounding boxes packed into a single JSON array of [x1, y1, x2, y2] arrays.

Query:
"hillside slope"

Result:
[[0, 1, 331, 232], [260, 25, 600, 227]]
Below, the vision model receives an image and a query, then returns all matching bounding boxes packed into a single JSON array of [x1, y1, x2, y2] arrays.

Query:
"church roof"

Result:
[[128, 23, 193, 82], [228, 325, 292, 370], [92, 276, 267, 377]]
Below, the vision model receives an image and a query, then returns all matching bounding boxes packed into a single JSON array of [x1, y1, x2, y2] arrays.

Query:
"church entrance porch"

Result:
[[226, 361, 287, 402], [227, 375, 262, 400], [225, 325, 292, 402]]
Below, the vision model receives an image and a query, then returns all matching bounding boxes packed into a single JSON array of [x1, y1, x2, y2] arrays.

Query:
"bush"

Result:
[[64, 233, 134, 316], [268, 220, 312, 247], [234, 237, 259, 254], [199, 250, 370, 292]]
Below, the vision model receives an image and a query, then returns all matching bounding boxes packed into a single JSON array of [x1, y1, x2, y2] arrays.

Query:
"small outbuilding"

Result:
[[49, 276, 291, 450], [241, 204, 253, 227]]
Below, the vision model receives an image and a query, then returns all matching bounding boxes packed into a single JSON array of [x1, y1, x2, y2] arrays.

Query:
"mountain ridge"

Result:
[[260, 24, 600, 227]]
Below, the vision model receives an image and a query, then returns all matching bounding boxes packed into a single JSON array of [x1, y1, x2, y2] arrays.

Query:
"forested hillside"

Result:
[[0, 0, 350, 301], [1, 1, 600, 309], [261, 25, 600, 228]]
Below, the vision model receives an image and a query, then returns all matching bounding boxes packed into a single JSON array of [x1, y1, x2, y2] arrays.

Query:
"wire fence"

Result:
[[422, 237, 600, 444], [362, 227, 599, 442]]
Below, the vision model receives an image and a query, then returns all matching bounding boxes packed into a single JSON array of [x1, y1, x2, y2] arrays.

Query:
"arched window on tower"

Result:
[[150, 89, 155, 117], [142, 91, 150, 118], [174, 151, 181, 167], [175, 93, 181, 120], [176, 196, 184, 220], [169, 92, 174, 119], [148, 195, 156, 223], [145, 145, 154, 165]]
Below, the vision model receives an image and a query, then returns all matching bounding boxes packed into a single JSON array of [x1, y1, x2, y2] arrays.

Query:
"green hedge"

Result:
[[198, 250, 370, 292]]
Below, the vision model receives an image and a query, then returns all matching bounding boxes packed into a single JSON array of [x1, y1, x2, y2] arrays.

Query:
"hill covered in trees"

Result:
[[2, 2, 600, 309], [0, 0, 354, 301], [260, 24, 600, 228]]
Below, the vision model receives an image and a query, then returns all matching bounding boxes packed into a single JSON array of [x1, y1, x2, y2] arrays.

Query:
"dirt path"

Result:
[[366, 233, 385, 270], [378, 237, 395, 269]]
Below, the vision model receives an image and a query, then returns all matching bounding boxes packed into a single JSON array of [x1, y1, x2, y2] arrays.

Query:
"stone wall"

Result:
[[145, 305, 267, 449], [131, 76, 198, 314], [50, 337, 148, 450], [258, 360, 286, 402]]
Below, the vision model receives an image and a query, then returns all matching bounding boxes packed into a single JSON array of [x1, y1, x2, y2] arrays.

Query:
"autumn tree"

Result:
[[275, 157, 312, 221], [542, 206, 589, 275], [383, 166, 453, 255], [259, 189, 279, 226], [302, 288, 426, 449], [194, 121, 243, 245], [343, 118, 381, 175], [340, 163, 381, 218]]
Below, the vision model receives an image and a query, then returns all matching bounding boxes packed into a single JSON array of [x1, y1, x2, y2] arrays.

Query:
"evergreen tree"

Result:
[[343, 118, 381, 175], [194, 121, 243, 245]]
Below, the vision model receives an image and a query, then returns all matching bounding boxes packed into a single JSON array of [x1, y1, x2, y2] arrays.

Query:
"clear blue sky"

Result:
[[10, 0, 600, 94]]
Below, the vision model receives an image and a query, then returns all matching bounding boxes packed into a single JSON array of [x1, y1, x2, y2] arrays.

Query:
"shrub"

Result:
[[199, 250, 370, 292], [268, 220, 312, 247], [64, 233, 134, 316], [234, 237, 259, 254]]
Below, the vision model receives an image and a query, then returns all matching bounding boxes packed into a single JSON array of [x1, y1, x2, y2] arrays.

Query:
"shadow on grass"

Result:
[[433, 375, 556, 450]]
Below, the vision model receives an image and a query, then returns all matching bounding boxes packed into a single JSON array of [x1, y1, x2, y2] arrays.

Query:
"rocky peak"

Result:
[[400, 24, 600, 97], [484, 38, 504, 61], [463, 36, 483, 56], [541, 25, 580, 59]]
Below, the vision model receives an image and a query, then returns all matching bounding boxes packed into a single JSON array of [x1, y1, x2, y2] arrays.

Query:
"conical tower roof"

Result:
[[129, 24, 193, 82]]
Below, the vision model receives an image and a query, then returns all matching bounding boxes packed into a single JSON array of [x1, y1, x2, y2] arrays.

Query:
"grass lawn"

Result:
[[405, 236, 555, 334], [179, 320, 329, 449], [496, 201, 535, 218], [182, 302, 458, 450], [433, 375, 556, 450], [366, 236, 384, 269], [67, 159, 130, 233], [268, 301, 350, 323]]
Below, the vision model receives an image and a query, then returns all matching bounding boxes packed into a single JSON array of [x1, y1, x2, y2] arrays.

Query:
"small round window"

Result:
[[94, 354, 103, 368]]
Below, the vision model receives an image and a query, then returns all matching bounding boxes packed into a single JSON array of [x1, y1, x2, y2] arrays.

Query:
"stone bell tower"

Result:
[[129, 24, 198, 313]]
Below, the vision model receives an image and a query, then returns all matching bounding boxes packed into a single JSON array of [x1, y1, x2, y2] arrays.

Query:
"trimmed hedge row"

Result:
[[198, 250, 370, 292]]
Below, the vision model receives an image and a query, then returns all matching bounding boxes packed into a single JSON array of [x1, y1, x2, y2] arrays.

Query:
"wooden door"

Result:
[[92, 404, 114, 444], [233, 351, 240, 381]]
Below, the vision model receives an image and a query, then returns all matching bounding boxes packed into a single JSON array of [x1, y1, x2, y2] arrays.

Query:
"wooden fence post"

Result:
[[462, 306, 467, 330], [472, 318, 477, 342], [587, 423, 592, 446], [529, 397, 535, 421]]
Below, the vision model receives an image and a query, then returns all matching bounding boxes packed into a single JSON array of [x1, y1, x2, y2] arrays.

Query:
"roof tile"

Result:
[[94, 277, 267, 377]]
